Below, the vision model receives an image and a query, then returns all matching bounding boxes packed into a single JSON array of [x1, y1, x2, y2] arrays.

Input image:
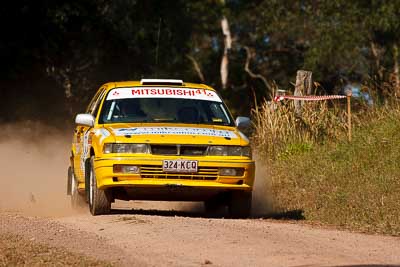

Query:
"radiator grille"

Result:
[[140, 165, 218, 180], [150, 145, 207, 156], [151, 145, 177, 155]]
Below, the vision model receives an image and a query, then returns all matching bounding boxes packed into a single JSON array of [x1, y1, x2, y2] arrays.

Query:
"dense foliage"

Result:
[[1, 0, 399, 122]]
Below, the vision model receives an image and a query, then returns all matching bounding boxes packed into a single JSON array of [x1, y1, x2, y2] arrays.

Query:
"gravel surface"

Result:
[[1, 202, 399, 267], [1, 132, 399, 266]]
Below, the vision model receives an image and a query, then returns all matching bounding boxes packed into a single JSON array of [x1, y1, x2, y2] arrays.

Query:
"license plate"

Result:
[[162, 160, 198, 173]]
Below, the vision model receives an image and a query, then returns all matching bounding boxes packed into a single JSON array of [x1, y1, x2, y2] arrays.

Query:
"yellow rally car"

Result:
[[67, 79, 255, 217]]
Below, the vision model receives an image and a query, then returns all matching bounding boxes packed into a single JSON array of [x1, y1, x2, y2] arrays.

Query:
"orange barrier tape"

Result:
[[274, 95, 347, 102]]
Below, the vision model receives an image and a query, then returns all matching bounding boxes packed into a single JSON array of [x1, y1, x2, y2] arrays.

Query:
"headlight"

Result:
[[103, 143, 150, 154], [219, 168, 245, 176], [207, 146, 251, 157], [113, 164, 140, 174]]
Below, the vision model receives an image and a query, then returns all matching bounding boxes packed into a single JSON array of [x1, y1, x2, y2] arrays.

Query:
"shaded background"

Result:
[[1, 0, 399, 125]]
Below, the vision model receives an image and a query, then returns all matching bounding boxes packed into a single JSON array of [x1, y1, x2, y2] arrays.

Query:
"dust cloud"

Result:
[[0, 122, 274, 217], [251, 154, 275, 217], [0, 122, 75, 216]]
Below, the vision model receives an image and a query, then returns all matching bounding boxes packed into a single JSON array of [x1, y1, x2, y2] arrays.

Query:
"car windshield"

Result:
[[98, 97, 233, 126]]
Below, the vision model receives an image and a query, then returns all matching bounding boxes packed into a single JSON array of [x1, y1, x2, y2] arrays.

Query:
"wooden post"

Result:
[[346, 91, 352, 142], [294, 70, 313, 116]]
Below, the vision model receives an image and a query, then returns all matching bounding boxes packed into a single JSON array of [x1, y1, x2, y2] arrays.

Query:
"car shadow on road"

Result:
[[110, 208, 206, 218], [109, 207, 306, 221], [258, 209, 305, 220]]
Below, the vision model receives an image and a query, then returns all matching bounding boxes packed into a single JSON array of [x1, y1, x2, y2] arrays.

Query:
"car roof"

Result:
[[100, 81, 216, 93]]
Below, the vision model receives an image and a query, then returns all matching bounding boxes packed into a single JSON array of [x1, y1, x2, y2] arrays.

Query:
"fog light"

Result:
[[113, 165, 140, 174], [219, 168, 244, 176]]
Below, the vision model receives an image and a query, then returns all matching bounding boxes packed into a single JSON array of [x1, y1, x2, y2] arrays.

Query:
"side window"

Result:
[[86, 90, 101, 113], [208, 103, 230, 124], [86, 88, 106, 115], [91, 90, 107, 118]]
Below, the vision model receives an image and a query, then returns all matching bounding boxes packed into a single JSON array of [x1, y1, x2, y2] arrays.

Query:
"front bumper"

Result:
[[94, 156, 255, 192]]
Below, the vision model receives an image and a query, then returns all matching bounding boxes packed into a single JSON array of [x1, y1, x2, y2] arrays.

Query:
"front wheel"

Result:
[[204, 194, 228, 218], [228, 191, 252, 218], [88, 156, 111, 215]]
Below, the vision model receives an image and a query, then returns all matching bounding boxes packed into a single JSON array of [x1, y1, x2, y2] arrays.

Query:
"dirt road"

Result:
[[1, 201, 400, 267], [0, 125, 399, 266]]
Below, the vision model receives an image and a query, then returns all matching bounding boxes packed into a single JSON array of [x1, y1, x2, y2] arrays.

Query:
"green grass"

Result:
[[265, 108, 400, 235]]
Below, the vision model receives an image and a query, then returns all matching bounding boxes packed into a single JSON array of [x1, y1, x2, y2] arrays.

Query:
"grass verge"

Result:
[[260, 106, 400, 235]]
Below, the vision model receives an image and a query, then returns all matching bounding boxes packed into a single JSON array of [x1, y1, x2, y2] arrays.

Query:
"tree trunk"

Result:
[[220, 16, 231, 89], [370, 41, 384, 81], [294, 70, 312, 116], [186, 55, 205, 83], [243, 46, 271, 94]]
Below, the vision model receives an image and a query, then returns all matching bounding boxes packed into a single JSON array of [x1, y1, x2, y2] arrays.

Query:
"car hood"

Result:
[[100, 123, 249, 146]]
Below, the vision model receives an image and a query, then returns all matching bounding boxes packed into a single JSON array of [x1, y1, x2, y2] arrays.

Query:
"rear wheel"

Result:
[[68, 167, 86, 209], [228, 191, 252, 218], [88, 156, 111, 215]]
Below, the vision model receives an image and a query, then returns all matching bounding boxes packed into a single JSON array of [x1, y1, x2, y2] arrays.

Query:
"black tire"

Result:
[[69, 167, 86, 209], [228, 191, 252, 219], [85, 158, 91, 203], [88, 156, 111, 215], [67, 167, 72, 195], [204, 195, 227, 218]]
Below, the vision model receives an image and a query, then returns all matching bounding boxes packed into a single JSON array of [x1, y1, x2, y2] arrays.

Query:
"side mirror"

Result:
[[235, 116, 251, 129], [75, 114, 95, 127]]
